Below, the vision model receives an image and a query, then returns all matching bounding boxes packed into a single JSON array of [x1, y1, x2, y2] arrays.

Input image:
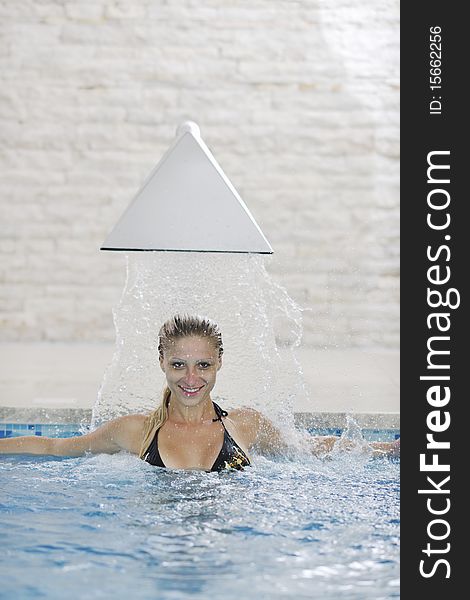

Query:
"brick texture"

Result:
[[0, 0, 399, 348]]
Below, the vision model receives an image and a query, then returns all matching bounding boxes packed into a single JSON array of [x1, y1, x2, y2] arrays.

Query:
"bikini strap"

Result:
[[212, 401, 228, 422]]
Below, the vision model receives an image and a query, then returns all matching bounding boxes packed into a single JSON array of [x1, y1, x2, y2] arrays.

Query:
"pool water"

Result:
[[0, 446, 399, 599]]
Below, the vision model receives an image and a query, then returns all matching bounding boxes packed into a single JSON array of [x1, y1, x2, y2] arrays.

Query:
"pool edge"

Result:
[[0, 406, 399, 429]]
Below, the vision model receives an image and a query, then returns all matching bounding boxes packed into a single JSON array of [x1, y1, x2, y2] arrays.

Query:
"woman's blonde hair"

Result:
[[139, 314, 224, 459]]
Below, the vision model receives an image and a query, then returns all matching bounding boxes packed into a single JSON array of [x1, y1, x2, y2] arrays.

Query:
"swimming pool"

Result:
[[0, 422, 400, 442], [1, 427, 399, 600]]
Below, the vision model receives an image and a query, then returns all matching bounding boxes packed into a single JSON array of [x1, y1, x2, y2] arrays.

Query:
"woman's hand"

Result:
[[369, 437, 400, 457], [312, 436, 400, 457]]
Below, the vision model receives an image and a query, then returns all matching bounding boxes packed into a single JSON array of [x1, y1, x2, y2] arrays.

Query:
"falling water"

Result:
[[92, 252, 307, 433]]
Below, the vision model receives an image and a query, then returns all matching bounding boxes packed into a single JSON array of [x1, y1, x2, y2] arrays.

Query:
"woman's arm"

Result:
[[0, 415, 146, 457], [370, 437, 400, 457], [230, 408, 400, 458], [308, 435, 400, 457]]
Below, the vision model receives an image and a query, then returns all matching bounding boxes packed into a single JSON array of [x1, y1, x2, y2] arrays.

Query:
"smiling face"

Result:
[[160, 336, 222, 408]]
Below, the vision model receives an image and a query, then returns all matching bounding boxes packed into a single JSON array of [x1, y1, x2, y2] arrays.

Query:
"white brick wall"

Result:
[[0, 0, 399, 348]]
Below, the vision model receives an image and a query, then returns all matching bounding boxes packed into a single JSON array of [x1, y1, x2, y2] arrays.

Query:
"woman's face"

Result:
[[160, 336, 222, 407]]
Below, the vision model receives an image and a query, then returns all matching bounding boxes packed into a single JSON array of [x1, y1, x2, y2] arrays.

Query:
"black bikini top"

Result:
[[143, 401, 251, 472]]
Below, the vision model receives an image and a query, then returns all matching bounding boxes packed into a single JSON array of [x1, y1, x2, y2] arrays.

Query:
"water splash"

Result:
[[328, 414, 373, 468], [92, 252, 307, 432]]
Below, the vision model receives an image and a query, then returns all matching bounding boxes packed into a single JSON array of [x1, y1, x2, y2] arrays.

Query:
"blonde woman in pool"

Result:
[[0, 315, 400, 469]]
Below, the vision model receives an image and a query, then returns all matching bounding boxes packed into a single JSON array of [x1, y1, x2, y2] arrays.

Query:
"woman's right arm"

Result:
[[0, 415, 147, 457]]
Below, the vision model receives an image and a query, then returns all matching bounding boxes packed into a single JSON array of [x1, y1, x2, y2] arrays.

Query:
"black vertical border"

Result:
[[401, 2, 465, 597]]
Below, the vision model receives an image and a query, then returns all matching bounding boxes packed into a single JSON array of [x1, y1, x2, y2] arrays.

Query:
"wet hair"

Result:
[[158, 314, 224, 361], [139, 314, 223, 459]]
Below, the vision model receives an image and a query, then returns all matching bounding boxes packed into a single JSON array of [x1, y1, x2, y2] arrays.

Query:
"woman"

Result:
[[0, 315, 399, 470]]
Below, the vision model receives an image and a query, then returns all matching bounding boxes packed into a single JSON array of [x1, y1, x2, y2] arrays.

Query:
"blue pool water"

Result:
[[1, 428, 399, 600]]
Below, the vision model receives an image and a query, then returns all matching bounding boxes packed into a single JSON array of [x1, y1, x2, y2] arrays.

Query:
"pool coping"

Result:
[[0, 407, 399, 429]]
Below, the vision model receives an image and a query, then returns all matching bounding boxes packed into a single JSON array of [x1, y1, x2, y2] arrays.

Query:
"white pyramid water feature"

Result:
[[101, 121, 273, 254], [94, 122, 306, 433]]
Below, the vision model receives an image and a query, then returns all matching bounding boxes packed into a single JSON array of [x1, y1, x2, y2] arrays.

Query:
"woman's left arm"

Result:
[[304, 435, 400, 457], [231, 408, 400, 458]]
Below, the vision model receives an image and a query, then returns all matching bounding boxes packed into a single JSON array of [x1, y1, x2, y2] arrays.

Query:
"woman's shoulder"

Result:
[[228, 406, 264, 425], [226, 406, 288, 455], [217, 406, 258, 451], [109, 413, 149, 428], [225, 406, 265, 445], [100, 413, 149, 454]]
